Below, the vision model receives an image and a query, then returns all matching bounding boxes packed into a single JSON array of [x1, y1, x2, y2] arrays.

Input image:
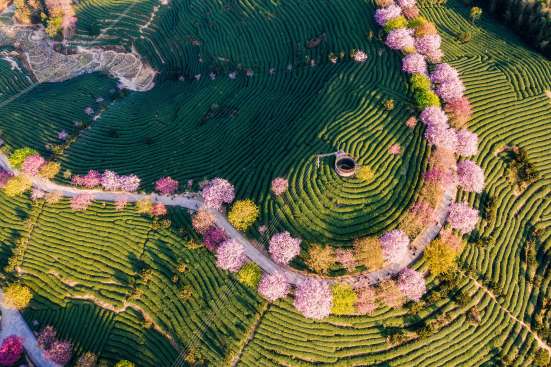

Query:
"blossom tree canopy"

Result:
[[397, 268, 426, 301], [385, 28, 415, 50], [414, 34, 441, 56], [353, 49, 368, 63], [21, 154, 45, 176], [45, 340, 73, 365], [37, 326, 57, 350], [151, 203, 167, 217], [192, 209, 215, 234], [435, 79, 465, 103], [401, 53, 427, 74], [424, 124, 457, 151], [455, 129, 478, 157], [203, 226, 228, 252], [380, 229, 410, 263], [99, 171, 140, 192], [72, 170, 101, 188], [268, 231, 301, 265], [397, 0, 416, 8], [374, 4, 401, 26], [0, 168, 12, 188], [215, 239, 247, 272], [445, 97, 473, 127], [257, 272, 290, 302], [155, 176, 179, 195], [430, 63, 460, 84], [402, 5, 420, 19], [0, 335, 23, 366], [70, 194, 94, 211], [201, 178, 235, 209], [420, 106, 448, 127], [457, 160, 485, 193], [271, 177, 289, 196], [293, 279, 333, 320], [448, 202, 479, 234]]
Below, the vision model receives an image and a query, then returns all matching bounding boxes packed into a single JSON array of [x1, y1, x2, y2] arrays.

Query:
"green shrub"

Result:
[[414, 89, 441, 109], [410, 74, 431, 91], [237, 262, 262, 288]]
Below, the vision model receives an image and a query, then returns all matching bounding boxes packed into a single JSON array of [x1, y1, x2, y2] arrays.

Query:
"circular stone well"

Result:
[[335, 153, 357, 177]]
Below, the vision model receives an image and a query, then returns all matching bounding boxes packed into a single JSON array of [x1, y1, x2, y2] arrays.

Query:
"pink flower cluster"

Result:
[[155, 176, 179, 195], [72, 170, 140, 192], [401, 53, 427, 74], [31, 188, 45, 201], [353, 50, 368, 63], [430, 63, 459, 84], [420, 106, 448, 127], [151, 203, 167, 217], [448, 202, 479, 234], [374, 4, 401, 26], [0, 335, 23, 366], [45, 340, 73, 365], [293, 279, 332, 320], [397, 268, 426, 301], [424, 123, 457, 151], [457, 160, 485, 193], [385, 28, 415, 51], [0, 168, 12, 188], [431, 64, 465, 103], [268, 231, 301, 265], [397, 0, 416, 8], [424, 168, 456, 186], [70, 193, 94, 211], [21, 154, 45, 176], [380, 230, 410, 263], [201, 178, 235, 209], [215, 239, 247, 272], [203, 226, 228, 251], [389, 143, 401, 155], [455, 129, 478, 156], [271, 177, 289, 196], [415, 35, 441, 57], [257, 272, 290, 302]]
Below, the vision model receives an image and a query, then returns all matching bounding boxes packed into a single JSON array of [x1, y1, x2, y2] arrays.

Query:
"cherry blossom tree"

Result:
[[45, 340, 72, 365], [31, 188, 45, 201], [380, 230, 410, 263], [151, 203, 167, 217], [215, 239, 246, 272], [201, 178, 235, 209], [397, 0, 416, 8], [0, 335, 23, 366], [401, 53, 427, 74], [397, 268, 426, 301], [354, 285, 377, 315], [415, 34, 441, 56], [448, 202, 479, 234], [335, 249, 357, 272], [352, 50, 368, 63], [257, 272, 290, 302], [430, 63, 459, 84], [203, 226, 228, 251], [72, 170, 101, 188], [37, 326, 57, 350], [388, 143, 401, 155], [155, 176, 179, 195], [192, 209, 215, 234], [445, 97, 473, 127], [115, 197, 128, 211], [406, 116, 417, 128], [70, 194, 94, 211], [455, 129, 478, 157], [268, 232, 301, 265], [0, 168, 12, 188], [457, 160, 485, 193], [271, 177, 289, 196], [424, 123, 457, 151], [293, 279, 333, 320], [21, 154, 45, 176], [374, 4, 402, 26], [420, 106, 448, 127], [385, 28, 415, 50], [435, 79, 465, 103], [402, 5, 419, 19]]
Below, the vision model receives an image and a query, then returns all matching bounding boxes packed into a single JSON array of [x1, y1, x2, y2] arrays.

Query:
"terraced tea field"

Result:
[[0, 0, 549, 365]]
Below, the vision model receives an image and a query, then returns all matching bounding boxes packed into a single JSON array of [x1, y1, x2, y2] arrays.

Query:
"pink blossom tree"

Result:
[[455, 129, 478, 156], [201, 178, 235, 209], [115, 197, 128, 211], [401, 53, 427, 74], [21, 154, 45, 176], [374, 4, 402, 26], [402, 5, 419, 19], [397, 0, 416, 8], [268, 232, 301, 265], [397, 268, 426, 301], [448, 202, 479, 234], [257, 272, 290, 302], [389, 143, 401, 155], [31, 188, 45, 201], [424, 124, 457, 151], [215, 239, 246, 272], [352, 50, 368, 63], [37, 326, 56, 350], [155, 176, 179, 195], [420, 107, 448, 127], [203, 226, 228, 251], [380, 230, 410, 263], [435, 79, 465, 103], [118, 174, 140, 192], [192, 209, 215, 234], [415, 34, 441, 56], [0, 335, 23, 366], [293, 279, 333, 320], [445, 97, 473, 127], [45, 340, 72, 365], [430, 63, 459, 84], [335, 249, 357, 272], [271, 177, 289, 196], [457, 160, 485, 193], [385, 28, 415, 51], [0, 169, 13, 188], [72, 170, 101, 188], [151, 203, 167, 217], [70, 194, 94, 211], [354, 285, 377, 315]]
